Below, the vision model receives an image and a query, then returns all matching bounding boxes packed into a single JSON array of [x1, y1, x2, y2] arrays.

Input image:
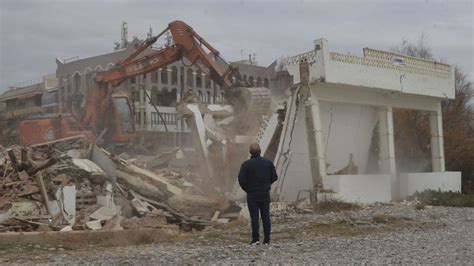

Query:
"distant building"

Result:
[[0, 74, 58, 144]]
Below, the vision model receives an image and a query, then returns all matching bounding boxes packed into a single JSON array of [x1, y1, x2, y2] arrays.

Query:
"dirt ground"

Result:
[[0, 203, 473, 264]]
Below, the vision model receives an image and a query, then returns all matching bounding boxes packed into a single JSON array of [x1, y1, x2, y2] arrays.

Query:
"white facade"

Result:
[[271, 38, 461, 203]]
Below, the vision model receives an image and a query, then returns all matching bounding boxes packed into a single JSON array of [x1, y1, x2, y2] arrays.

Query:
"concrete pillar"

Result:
[[378, 106, 397, 199], [157, 69, 162, 85], [430, 107, 445, 172], [304, 98, 327, 187]]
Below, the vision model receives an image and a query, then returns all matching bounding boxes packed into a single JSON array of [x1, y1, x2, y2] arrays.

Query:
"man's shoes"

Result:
[[249, 239, 260, 245], [263, 239, 270, 245]]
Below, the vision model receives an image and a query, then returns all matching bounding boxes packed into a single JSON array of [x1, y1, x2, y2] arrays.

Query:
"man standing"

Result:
[[238, 143, 278, 245]]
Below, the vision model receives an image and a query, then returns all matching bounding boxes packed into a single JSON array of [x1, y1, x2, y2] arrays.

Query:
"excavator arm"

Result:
[[95, 21, 234, 88]]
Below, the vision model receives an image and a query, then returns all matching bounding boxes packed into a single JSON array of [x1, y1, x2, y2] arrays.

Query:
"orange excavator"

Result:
[[19, 20, 269, 146]]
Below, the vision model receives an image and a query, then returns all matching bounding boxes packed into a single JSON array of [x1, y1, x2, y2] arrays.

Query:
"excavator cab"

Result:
[[108, 92, 136, 143]]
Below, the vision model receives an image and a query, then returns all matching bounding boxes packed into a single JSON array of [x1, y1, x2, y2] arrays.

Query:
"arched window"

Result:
[[156, 87, 166, 105], [106, 63, 114, 70], [256, 77, 262, 87], [171, 66, 178, 85], [221, 92, 225, 103], [84, 69, 92, 89], [187, 68, 193, 88], [166, 88, 178, 106], [206, 91, 211, 104], [73, 72, 81, 93], [196, 70, 202, 88], [264, 78, 269, 88], [95, 65, 103, 72], [151, 71, 158, 83], [249, 76, 254, 86], [205, 74, 211, 88], [161, 67, 168, 84]]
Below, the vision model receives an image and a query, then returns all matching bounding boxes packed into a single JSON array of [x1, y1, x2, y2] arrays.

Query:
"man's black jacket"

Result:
[[238, 155, 278, 193]]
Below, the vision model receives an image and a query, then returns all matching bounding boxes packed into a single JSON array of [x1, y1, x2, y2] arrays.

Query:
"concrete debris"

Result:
[[86, 220, 102, 230], [89, 206, 117, 221], [0, 136, 242, 234]]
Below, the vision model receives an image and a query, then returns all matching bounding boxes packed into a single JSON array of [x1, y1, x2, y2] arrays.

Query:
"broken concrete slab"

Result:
[[90, 145, 117, 183], [167, 194, 230, 220], [102, 215, 124, 231], [89, 207, 117, 221], [72, 158, 106, 174], [86, 220, 102, 230], [122, 164, 183, 196]]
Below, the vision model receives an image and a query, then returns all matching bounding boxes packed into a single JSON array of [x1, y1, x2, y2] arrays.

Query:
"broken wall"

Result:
[[319, 102, 378, 174]]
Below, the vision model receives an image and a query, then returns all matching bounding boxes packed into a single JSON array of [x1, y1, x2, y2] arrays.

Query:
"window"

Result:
[[187, 68, 193, 88], [151, 71, 158, 83], [73, 73, 81, 93], [392, 57, 406, 66], [150, 86, 159, 104], [171, 66, 178, 85], [198, 90, 203, 102], [161, 67, 168, 84], [205, 74, 211, 88], [114, 97, 134, 134], [85, 71, 92, 89], [206, 91, 211, 104], [249, 76, 255, 86], [196, 70, 202, 88], [130, 87, 138, 102], [130, 76, 136, 84], [264, 78, 269, 88]]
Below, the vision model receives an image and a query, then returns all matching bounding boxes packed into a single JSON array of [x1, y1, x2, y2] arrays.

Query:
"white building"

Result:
[[271, 38, 461, 203]]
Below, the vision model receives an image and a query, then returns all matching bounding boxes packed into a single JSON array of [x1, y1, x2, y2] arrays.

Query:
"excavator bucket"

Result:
[[227, 86, 272, 135]]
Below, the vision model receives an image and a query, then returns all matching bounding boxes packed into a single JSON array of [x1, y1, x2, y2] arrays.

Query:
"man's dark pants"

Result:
[[247, 191, 271, 242]]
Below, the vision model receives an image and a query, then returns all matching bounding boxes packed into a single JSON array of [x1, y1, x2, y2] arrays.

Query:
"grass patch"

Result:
[[314, 199, 361, 213], [410, 190, 474, 207]]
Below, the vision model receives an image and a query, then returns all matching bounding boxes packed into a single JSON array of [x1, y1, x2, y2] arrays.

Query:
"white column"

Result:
[[305, 98, 327, 187], [430, 106, 445, 172], [378, 106, 397, 199], [177, 67, 181, 100]]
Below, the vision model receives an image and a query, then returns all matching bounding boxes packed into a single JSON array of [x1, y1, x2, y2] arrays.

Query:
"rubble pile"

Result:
[[0, 136, 240, 233]]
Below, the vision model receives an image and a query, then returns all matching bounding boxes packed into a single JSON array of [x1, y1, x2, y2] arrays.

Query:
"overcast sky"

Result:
[[0, 0, 473, 91]]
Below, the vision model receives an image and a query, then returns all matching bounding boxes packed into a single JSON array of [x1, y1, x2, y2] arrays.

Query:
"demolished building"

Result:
[[264, 38, 461, 203]]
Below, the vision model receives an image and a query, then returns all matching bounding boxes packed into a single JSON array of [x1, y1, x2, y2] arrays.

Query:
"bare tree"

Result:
[[392, 35, 474, 193]]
